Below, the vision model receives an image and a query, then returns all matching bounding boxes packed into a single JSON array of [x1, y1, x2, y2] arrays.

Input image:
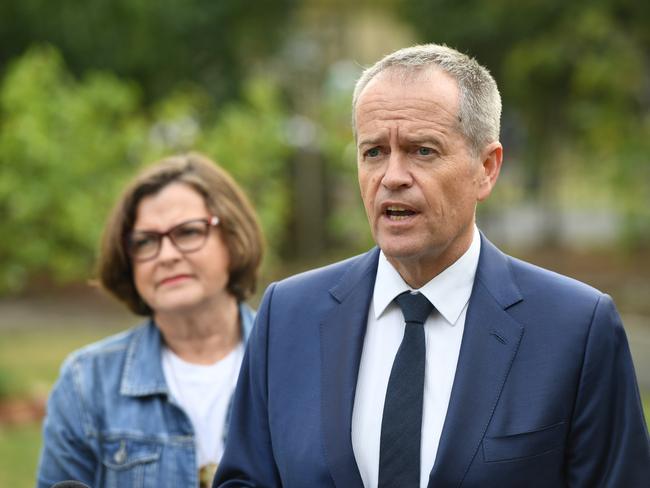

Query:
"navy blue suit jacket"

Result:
[[215, 235, 649, 487]]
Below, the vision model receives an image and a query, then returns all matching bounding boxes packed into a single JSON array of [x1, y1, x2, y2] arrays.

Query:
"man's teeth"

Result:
[[386, 206, 415, 219]]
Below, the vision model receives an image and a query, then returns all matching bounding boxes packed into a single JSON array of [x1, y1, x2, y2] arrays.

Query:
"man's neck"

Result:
[[386, 227, 476, 289]]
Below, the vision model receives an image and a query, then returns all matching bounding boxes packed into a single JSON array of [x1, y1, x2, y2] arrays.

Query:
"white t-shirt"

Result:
[[162, 342, 244, 468]]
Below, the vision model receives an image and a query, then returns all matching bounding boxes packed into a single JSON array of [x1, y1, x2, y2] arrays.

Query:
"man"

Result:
[[214, 44, 649, 487]]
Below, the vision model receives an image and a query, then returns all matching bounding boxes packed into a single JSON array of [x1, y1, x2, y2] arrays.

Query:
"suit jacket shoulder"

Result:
[[476, 236, 606, 331], [266, 248, 380, 320]]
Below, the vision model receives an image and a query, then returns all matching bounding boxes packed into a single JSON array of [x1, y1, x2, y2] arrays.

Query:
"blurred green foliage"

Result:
[[197, 80, 294, 259], [0, 46, 298, 290], [0, 44, 361, 292], [0, 0, 649, 292], [0, 46, 147, 290], [396, 0, 650, 246], [0, 0, 297, 104]]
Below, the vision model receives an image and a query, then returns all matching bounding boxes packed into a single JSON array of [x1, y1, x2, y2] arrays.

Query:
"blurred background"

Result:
[[0, 0, 648, 485]]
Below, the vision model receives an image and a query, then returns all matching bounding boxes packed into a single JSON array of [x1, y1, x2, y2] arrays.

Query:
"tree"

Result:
[[0, 46, 301, 292], [0, 46, 148, 290], [395, 0, 650, 245], [0, 0, 298, 104]]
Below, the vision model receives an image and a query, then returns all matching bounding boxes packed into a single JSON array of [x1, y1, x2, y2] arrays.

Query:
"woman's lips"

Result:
[[157, 274, 193, 287]]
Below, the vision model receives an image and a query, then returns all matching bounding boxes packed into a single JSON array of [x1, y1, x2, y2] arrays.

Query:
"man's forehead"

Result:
[[365, 65, 457, 95], [356, 68, 460, 129], [356, 66, 460, 116]]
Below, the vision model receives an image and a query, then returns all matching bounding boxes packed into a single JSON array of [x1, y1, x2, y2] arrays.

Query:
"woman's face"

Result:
[[131, 182, 231, 315]]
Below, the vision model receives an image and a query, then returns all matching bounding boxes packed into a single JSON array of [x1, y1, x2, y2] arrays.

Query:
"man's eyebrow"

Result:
[[357, 137, 385, 147], [393, 131, 442, 145]]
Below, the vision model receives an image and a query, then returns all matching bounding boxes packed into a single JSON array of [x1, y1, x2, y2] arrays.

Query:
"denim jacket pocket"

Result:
[[482, 421, 565, 463], [101, 437, 162, 488]]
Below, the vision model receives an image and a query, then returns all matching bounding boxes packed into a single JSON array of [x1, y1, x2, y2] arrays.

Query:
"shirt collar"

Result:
[[120, 302, 255, 397], [372, 225, 481, 325]]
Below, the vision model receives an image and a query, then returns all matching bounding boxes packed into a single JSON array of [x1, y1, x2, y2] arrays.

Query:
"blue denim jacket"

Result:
[[36, 303, 254, 488]]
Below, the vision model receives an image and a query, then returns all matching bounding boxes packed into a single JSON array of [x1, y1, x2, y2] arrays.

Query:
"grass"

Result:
[[0, 422, 42, 488], [0, 325, 124, 398], [0, 325, 124, 487]]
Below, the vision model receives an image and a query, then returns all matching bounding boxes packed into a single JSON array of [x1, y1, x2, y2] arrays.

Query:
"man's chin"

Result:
[[378, 237, 445, 266], [378, 241, 426, 261]]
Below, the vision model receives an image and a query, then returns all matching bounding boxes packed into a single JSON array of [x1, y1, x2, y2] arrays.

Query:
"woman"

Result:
[[36, 153, 264, 488]]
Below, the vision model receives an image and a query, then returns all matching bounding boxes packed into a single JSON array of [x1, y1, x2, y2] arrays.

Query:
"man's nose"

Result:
[[381, 151, 412, 189]]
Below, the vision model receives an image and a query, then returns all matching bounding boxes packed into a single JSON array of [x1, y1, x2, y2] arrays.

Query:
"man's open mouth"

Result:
[[385, 206, 416, 220]]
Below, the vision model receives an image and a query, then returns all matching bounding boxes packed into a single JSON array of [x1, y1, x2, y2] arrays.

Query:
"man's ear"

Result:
[[477, 141, 503, 202]]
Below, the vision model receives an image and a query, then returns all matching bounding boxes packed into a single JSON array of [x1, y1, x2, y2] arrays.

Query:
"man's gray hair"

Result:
[[352, 43, 501, 154]]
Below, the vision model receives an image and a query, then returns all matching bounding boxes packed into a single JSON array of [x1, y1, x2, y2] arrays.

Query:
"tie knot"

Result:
[[395, 291, 434, 325]]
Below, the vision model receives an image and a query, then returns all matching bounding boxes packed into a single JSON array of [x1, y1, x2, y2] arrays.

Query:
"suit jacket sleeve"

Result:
[[213, 283, 282, 487], [566, 294, 650, 487]]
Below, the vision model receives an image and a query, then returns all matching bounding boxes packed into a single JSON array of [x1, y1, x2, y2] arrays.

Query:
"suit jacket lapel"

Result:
[[320, 248, 379, 488], [429, 235, 524, 487]]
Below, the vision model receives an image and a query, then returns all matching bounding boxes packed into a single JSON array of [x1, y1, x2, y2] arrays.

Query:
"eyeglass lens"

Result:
[[128, 219, 212, 261]]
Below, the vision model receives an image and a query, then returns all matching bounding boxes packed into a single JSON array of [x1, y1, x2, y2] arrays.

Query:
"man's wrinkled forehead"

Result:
[[355, 65, 461, 128]]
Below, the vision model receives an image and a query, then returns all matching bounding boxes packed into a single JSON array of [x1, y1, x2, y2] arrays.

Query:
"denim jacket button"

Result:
[[114, 441, 127, 464]]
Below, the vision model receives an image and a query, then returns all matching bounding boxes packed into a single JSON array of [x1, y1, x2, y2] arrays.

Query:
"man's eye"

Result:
[[417, 147, 435, 156], [365, 147, 381, 158]]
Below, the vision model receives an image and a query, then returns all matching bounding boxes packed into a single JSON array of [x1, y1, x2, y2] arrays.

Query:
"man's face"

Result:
[[355, 67, 500, 286]]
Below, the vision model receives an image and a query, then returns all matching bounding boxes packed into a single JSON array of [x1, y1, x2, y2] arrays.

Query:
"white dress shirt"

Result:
[[351, 227, 481, 488]]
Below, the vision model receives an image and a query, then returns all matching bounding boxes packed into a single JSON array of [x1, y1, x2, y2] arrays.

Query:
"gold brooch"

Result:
[[199, 462, 218, 488]]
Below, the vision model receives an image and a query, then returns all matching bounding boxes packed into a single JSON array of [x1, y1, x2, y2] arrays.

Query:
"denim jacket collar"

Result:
[[120, 302, 255, 397]]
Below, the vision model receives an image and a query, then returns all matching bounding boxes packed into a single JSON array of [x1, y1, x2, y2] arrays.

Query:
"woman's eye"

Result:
[[176, 225, 204, 239], [132, 235, 157, 249], [180, 227, 201, 235]]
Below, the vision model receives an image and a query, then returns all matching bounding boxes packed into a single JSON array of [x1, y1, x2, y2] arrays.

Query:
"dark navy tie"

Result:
[[378, 291, 434, 488]]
